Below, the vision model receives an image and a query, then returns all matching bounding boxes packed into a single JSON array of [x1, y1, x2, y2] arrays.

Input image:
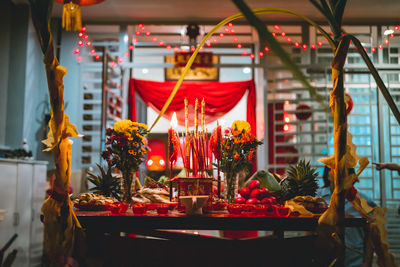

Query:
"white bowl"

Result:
[[179, 195, 209, 215]]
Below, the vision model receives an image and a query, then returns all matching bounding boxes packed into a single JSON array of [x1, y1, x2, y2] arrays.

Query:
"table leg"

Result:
[[273, 229, 284, 239]]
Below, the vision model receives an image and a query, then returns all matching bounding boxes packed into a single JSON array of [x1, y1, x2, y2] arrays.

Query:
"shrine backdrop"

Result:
[[129, 79, 256, 135]]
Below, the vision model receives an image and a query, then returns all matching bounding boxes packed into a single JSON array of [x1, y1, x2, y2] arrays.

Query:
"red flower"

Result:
[[234, 154, 240, 160], [101, 150, 111, 159], [105, 128, 113, 136], [223, 127, 232, 136]]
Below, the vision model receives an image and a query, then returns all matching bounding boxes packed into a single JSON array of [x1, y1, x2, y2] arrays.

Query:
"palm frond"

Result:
[[348, 35, 400, 125], [28, 0, 52, 54], [333, 0, 347, 28], [310, 0, 340, 37], [232, 0, 329, 112]]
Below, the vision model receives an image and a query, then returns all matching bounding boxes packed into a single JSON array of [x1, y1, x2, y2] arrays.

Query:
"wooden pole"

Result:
[[330, 37, 351, 266]]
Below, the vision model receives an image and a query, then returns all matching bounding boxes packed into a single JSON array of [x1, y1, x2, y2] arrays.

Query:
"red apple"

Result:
[[235, 197, 246, 204], [260, 188, 270, 198], [239, 187, 251, 199], [246, 198, 260, 204], [248, 180, 260, 191], [269, 197, 277, 204], [250, 189, 263, 200], [261, 198, 272, 204]]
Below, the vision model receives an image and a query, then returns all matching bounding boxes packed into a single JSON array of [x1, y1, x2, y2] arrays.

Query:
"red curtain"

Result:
[[129, 78, 256, 135]]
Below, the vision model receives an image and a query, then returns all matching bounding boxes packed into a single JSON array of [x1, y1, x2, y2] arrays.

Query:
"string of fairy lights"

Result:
[[73, 23, 400, 63]]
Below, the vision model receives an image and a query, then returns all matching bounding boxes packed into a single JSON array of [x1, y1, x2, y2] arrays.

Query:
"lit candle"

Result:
[[201, 98, 205, 133], [194, 98, 199, 135]]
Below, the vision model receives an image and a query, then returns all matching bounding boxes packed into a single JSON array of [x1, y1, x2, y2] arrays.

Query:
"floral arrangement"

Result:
[[101, 120, 149, 201], [220, 120, 262, 202]]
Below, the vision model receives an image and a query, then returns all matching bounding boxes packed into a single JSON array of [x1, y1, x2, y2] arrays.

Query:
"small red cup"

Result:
[[242, 204, 254, 213], [168, 202, 178, 210], [110, 205, 120, 215], [110, 202, 129, 215], [156, 203, 169, 215], [119, 202, 129, 214], [132, 203, 147, 215], [265, 205, 276, 217], [253, 204, 268, 216], [227, 204, 243, 215], [146, 203, 157, 210], [277, 206, 291, 217]]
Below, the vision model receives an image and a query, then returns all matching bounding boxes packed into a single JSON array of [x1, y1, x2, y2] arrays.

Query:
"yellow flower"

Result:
[[232, 120, 251, 133], [113, 120, 135, 133], [128, 137, 133, 141], [138, 123, 148, 129], [128, 150, 134, 155]]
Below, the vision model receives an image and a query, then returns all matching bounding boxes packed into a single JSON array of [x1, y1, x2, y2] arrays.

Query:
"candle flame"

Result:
[[171, 112, 178, 129]]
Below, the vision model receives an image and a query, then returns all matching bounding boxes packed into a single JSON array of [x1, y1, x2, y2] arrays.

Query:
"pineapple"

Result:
[[280, 159, 319, 200], [87, 164, 120, 199]]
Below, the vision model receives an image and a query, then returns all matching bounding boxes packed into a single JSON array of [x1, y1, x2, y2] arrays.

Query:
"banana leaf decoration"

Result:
[[29, 0, 84, 265]]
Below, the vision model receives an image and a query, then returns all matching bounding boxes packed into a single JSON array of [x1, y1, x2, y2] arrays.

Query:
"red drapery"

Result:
[[129, 78, 257, 136]]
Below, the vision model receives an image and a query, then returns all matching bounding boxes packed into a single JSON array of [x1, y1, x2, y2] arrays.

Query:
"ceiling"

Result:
[[51, 0, 400, 25]]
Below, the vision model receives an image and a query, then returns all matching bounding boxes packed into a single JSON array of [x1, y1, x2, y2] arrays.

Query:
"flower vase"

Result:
[[121, 169, 135, 203], [224, 172, 239, 203]]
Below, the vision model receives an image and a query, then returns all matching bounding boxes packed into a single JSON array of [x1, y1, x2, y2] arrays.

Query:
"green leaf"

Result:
[[28, 0, 53, 54], [97, 163, 106, 178], [348, 35, 400, 126], [309, 0, 340, 38], [334, 0, 347, 28]]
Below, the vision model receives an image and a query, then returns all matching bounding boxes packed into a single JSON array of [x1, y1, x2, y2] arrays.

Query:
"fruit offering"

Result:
[[290, 195, 328, 214], [233, 184, 292, 217], [237, 184, 278, 205], [279, 160, 319, 201], [131, 187, 170, 204], [74, 193, 117, 211], [244, 170, 281, 192]]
